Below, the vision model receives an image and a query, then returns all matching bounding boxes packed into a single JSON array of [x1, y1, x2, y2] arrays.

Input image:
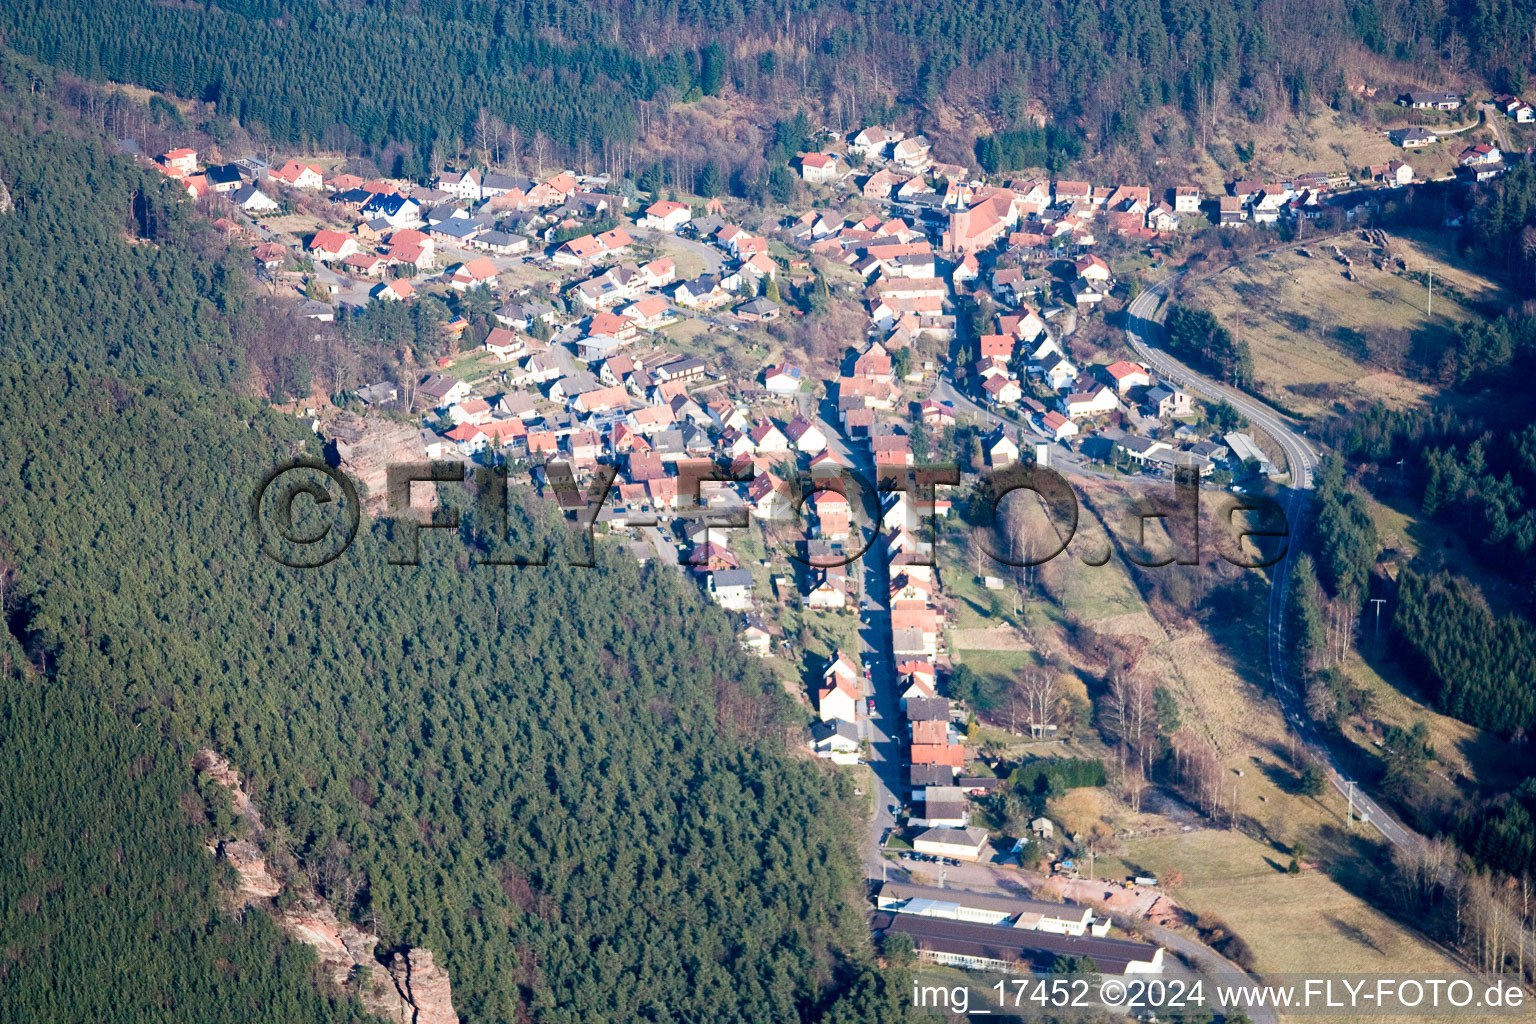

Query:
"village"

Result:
[[144, 90, 1529, 979]]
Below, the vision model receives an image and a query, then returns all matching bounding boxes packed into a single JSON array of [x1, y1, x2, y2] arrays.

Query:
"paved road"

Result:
[[796, 393, 909, 878], [1124, 277, 1420, 855], [927, 375, 1107, 478], [1477, 102, 1513, 153]]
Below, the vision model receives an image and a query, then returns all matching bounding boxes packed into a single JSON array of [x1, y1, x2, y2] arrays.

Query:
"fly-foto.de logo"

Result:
[[253, 459, 1291, 571]]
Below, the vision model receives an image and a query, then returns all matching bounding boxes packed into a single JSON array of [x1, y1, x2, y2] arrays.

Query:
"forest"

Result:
[[1162, 305, 1254, 390], [4, 0, 1534, 175], [0, 52, 912, 1024]]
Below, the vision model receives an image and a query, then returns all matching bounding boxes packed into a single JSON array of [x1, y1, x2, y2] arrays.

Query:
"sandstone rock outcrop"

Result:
[[194, 749, 458, 1024]]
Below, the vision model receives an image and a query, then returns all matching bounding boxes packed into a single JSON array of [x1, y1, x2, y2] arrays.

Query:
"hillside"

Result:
[[0, 55, 910, 1024], [4, 0, 1531, 174]]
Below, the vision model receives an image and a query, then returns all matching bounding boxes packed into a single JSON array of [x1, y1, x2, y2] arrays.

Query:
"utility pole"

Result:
[[1346, 779, 1356, 826], [1427, 268, 1433, 317], [1370, 598, 1387, 641]]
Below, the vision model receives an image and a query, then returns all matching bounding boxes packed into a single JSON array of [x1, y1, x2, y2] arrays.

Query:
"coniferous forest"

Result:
[[0, 55, 910, 1024], [3, 0, 1534, 170]]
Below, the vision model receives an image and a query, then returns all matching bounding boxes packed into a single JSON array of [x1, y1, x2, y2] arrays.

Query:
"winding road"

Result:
[[1125, 277, 1417, 854]]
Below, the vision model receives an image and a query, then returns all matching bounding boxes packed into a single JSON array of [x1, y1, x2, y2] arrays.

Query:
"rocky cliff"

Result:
[[194, 750, 459, 1024]]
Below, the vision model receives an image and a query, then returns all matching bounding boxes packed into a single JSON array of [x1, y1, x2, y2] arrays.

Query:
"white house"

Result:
[[785, 415, 827, 454], [234, 184, 279, 212], [912, 826, 990, 862], [763, 363, 803, 394], [1040, 411, 1080, 441], [271, 160, 324, 190], [640, 199, 692, 232], [307, 230, 358, 262], [810, 718, 861, 765], [818, 653, 860, 723], [710, 568, 755, 611], [800, 152, 841, 184]]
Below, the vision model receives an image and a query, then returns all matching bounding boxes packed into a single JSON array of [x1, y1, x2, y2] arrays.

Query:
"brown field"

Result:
[[979, 473, 1495, 992], [1179, 100, 1494, 192], [1106, 829, 1468, 1017], [1181, 229, 1505, 418]]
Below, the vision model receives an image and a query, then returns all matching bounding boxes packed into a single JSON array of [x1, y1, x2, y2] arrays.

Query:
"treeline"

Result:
[[1392, 570, 1536, 736], [1460, 779, 1536, 880], [1471, 161, 1536, 295], [1312, 456, 1379, 604], [0, 66, 916, 1024], [4, 0, 1533, 172], [974, 126, 1082, 175], [1163, 305, 1254, 389]]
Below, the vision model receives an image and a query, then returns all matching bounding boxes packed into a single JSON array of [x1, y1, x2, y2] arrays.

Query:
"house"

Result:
[[987, 432, 1020, 467], [912, 827, 990, 862], [982, 375, 1022, 406], [482, 327, 526, 361], [1040, 411, 1079, 442], [785, 415, 828, 454], [764, 364, 803, 395], [735, 296, 779, 322], [204, 164, 243, 193], [353, 382, 398, 406], [1374, 160, 1414, 186], [1217, 195, 1244, 226], [892, 135, 932, 169], [805, 570, 851, 610], [1073, 254, 1111, 282], [361, 193, 423, 229], [640, 258, 677, 288], [307, 230, 358, 262], [554, 234, 609, 266], [1146, 202, 1179, 232], [1390, 127, 1437, 149], [813, 490, 852, 539], [1039, 355, 1078, 391], [819, 653, 861, 723], [447, 257, 499, 291], [640, 199, 692, 232], [372, 278, 414, 301], [271, 160, 324, 190], [673, 275, 727, 309], [1063, 384, 1118, 418], [342, 252, 389, 277], [810, 719, 861, 764], [1070, 278, 1108, 306], [1398, 91, 1462, 111], [1104, 360, 1151, 394], [1170, 186, 1202, 213], [899, 679, 938, 710], [920, 400, 956, 428], [472, 231, 528, 255], [740, 615, 772, 657], [1142, 382, 1192, 419], [418, 373, 472, 407], [434, 168, 481, 199], [851, 126, 903, 160], [800, 152, 841, 184], [234, 185, 279, 212], [710, 568, 755, 611], [1458, 143, 1502, 166], [749, 420, 790, 454], [621, 295, 673, 331], [159, 148, 198, 176]]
